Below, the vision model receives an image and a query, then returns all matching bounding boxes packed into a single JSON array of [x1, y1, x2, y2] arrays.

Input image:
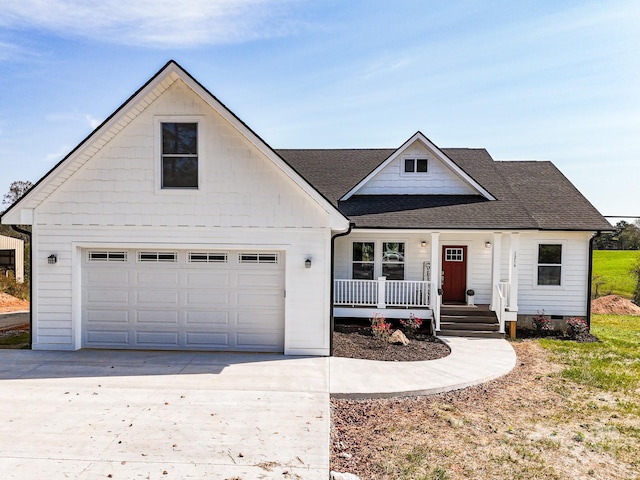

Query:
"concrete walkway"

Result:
[[329, 337, 517, 398], [0, 337, 516, 479]]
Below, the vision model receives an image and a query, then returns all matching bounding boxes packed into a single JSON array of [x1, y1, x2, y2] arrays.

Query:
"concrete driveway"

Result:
[[0, 350, 330, 480]]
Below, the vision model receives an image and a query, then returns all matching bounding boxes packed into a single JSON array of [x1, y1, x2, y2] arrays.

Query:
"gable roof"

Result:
[[1, 61, 348, 229], [340, 132, 495, 201], [277, 148, 612, 231]]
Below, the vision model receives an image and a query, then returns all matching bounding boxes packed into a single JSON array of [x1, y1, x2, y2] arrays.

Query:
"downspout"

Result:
[[330, 222, 354, 356], [11, 225, 32, 349], [586, 231, 601, 330]]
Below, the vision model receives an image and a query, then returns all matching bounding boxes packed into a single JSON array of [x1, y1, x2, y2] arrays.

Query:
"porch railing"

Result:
[[334, 278, 431, 308], [494, 283, 506, 334]]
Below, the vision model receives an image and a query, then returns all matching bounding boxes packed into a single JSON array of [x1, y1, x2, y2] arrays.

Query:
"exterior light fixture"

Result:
[[305, 258, 312, 269], [485, 241, 492, 249], [421, 241, 427, 248], [48, 254, 57, 264]]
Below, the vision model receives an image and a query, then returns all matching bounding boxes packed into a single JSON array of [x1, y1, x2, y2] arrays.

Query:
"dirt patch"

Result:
[[591, 294, 640, 315], [333, 322, 450, 362], [0, 293, 29, 313], [331, 340, 640, 479]]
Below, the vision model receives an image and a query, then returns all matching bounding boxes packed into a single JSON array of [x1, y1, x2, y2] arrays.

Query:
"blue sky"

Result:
[[1, 0, 638, 221]]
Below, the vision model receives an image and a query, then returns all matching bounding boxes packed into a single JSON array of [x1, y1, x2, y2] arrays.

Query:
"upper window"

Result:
[[161, 122, 198, 189], [382, 242, 405, 280], [352, 242, 375, 280], [404, 158, 428, 173], [537, 244, 562, 286]]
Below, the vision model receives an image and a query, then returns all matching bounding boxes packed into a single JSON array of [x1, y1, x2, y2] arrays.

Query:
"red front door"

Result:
[[442, 246, 467, 303]]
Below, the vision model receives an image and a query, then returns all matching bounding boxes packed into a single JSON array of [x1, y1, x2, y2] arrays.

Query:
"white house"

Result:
[[1, 61, 611, 354], [0, 234, 24, 283]]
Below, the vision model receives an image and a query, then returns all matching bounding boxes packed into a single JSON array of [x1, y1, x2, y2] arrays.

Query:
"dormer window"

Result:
[[161, 122, 198, 188], [404, 158, 428, 173]]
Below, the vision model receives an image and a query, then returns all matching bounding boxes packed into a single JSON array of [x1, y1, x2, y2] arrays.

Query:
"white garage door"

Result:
[[82, 249, 285, 352]]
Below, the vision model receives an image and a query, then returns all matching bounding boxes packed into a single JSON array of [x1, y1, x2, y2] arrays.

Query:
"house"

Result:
[[1, 61, 611, 354], [0, 234, 24, 283]]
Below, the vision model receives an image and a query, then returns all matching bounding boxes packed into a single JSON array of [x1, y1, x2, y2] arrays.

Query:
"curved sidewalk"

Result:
[[329, 337, 517, 399]]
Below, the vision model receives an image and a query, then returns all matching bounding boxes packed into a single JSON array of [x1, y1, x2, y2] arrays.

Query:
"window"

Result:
[[382, 242, 405, 280], [352, 242, 375, 280], [188, 252, 227, 263], [537, 244, 562, 286], [239, 253, 279, 264], [161, 122, 198, 188], [445, 248, 464, 262], [88, 251, 127, 262], [138, 251, 178, 263], [404, 158, 428, 173]]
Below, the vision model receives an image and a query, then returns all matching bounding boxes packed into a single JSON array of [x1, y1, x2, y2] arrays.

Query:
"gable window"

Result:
[[537, 244, 562, 286], [352, 242, 375, 280], [404, 158, 428, 173], [382, 242, 405, 280], [161, 122, 198, 188]]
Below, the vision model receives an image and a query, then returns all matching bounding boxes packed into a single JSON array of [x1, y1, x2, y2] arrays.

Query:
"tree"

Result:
[[593, 220, 640, 250], [2, 180, 32, 209], [631, 258, 640, 306]]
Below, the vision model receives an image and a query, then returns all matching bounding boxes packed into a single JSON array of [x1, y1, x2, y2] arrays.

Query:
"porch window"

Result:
[[382, 242, 405, 280], [352, 242, 375, 280], [161, 122, 198, 188], [537, 244, 562, 286]]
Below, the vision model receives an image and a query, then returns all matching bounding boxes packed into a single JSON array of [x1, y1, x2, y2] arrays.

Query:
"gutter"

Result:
[[586, 231, 601, 329], [10, 225, 32, 349], [330, 222, 354, 356]]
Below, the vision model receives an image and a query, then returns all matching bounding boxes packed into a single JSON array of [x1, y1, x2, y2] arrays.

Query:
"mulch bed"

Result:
[[516, 328, 600, 343], [333, 320, 450, 362]]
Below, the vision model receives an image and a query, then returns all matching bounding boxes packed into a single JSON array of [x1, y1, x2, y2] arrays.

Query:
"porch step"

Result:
[[438, 306, 503, 338]]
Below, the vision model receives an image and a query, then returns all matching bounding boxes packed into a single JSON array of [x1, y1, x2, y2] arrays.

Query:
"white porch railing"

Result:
[[494, 283, 506, 334], [334, 278, 431, 308], [499, 281, 510, 309]]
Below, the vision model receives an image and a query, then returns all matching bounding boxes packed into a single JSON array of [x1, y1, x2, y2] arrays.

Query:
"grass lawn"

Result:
[[0, 330, 30, 348], [331, 314, 640, 479], [592, 250, 639, 299]]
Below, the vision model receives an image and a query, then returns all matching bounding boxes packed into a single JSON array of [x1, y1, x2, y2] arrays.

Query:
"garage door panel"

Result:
[[186, 311, 229, 325], [86, 309, 129, 323], [86, 289, 129, 304], [136, 290, 179, 305], [83, 249, 284, 352], [135, 331, 179, 346], [136, 310, 179, 324]]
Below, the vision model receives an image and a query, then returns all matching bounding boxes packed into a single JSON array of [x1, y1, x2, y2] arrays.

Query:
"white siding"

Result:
[[358, 141, 476, 195]]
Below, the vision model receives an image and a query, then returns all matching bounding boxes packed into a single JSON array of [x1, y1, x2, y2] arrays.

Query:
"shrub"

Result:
[[399, 313, 423, 336], [566, 317, 589, 338], [370, 312, 391, 342], [531, 310, 551, 332], [0, 271, 30, 300]]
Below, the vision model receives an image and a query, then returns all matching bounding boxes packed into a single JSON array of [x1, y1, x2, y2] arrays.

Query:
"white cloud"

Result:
[[0, 0, 303, 47], [85, 114, 102, 130], [44, 145, 72, 163]]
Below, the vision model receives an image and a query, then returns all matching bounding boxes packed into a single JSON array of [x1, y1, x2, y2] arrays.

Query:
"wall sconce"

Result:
[[48, 254, 57, 264], [421, 240, 427, 248], [484, 241, 492, 249], [305, 258, 312, 269]]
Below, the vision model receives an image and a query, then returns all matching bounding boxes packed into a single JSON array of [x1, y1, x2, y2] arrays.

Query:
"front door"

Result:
[[442, 246, 467, 303]]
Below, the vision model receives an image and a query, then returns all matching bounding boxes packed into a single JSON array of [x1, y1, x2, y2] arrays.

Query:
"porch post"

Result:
[[508, 232, 520, 313], [490, 232, 502, 311], [430, 232, 440, 331], [376, 276, 386, 309]]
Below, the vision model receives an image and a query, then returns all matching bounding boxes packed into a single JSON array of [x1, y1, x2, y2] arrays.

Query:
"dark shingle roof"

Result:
[[276, 148, 611, 231]]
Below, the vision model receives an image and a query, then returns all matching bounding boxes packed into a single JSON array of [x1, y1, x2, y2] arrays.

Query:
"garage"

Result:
[[81, 249, 285, 352]]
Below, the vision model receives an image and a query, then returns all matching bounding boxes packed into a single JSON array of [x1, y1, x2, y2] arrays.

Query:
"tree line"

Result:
[[593, 221, 640, 250]]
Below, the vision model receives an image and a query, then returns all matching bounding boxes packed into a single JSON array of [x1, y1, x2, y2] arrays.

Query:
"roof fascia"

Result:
[[340, 131, 496, 201]]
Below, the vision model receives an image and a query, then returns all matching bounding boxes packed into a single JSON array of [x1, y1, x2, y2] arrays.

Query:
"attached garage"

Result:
[[82, 249, 285, 352]]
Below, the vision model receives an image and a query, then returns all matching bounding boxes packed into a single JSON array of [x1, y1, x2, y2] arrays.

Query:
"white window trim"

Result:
[[534, 241, 566, 288], [351, 239, 408, 279], [154, 115, 204, 193], [401, 155, 429, 176]]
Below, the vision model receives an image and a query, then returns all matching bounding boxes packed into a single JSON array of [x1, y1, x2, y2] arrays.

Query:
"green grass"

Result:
[[539, 314, 640, 393], [592, 250, 639, 299], [0, 330, 30, 347]]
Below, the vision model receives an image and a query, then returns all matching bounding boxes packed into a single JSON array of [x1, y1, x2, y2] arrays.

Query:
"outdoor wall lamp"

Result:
[[421, 240, 427, 248], [305, 258, 312, 269], [48, 254, 57, 264], [485, 241, 492, 248]]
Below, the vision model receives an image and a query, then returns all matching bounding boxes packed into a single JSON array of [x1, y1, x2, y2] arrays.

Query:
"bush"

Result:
[[370, 312, 391, 342], [399, 313, 423, 336], [566, 317, 589, 338], [0, 271, 30, 300], [532, 310, 551, 332]]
